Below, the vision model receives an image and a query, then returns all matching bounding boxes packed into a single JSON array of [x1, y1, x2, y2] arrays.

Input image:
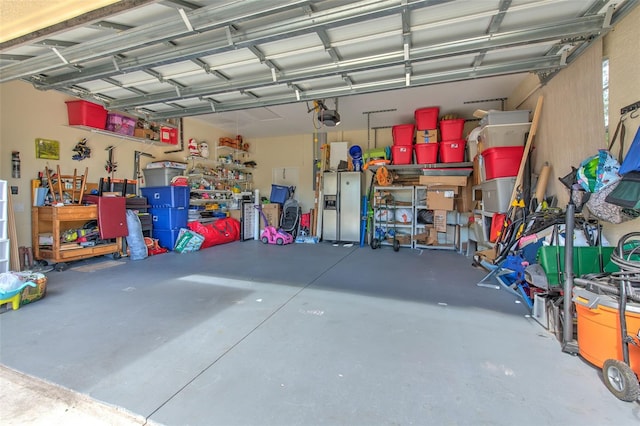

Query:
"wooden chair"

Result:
[[45, 166, 88, 204]]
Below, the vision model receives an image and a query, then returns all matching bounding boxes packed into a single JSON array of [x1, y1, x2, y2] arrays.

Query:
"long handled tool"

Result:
[[494, 96, 543, 261], [508, 96, 544, 217], [531, 162, 551, 212]]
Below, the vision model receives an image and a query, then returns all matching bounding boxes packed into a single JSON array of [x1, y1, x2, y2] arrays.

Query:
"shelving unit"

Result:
[[413, 186, 460, 251], [0, 180, 8, 273], [372, 186, 414, 249], [68, 125, 167, 145], [188, 189, 233, 206], [469, 182, 499, 252], [186, 146, 254, 223], [186, 151, 254, 192]]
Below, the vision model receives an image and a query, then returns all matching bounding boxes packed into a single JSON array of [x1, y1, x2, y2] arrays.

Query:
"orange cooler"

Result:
[[573, 287, 640, 373]]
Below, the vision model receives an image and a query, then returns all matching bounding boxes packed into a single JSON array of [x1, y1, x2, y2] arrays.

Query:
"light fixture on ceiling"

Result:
[[314, 98, 341, 127]]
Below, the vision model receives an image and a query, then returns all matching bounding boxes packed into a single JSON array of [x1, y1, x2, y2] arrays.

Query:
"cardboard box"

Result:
[[416, 129, 439, 144], [134, 128, 156, 140], [455, 178, 475, 212], [388, 234, 411, 245], [473, 156, 482, 185], [419, 175, 468, 186], [414, 227, 438, 245], [426, 185, 458, 210], [260, 203, 281, 228], [433, 210, 447, 232]]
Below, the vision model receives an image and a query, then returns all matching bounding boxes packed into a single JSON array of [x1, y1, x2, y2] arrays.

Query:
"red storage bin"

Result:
[[414, 143, 438, 164], [160, 126, 178, 144], [414, 107, 439, 130], [439, 118, 465, 141], [440, 140, 466, 163], [392, 145, 412, 165], [482, 146, 525, 180], [392, 124, 415, 145], [65, 100, 108, 129]]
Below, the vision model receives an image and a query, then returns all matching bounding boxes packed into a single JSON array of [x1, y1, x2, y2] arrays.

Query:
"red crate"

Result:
[[414, 143, 438, 164], [106, 113, 137, 136], [65, 100, 107, 129], [414, 107, 439, 130], [440, 140, 466, 163], [482, 146, 525, 180], [392, 145, 412, 165], [160, 126, 178, 144], [392, 124, 415, 145], [439, 118, 465, 141]]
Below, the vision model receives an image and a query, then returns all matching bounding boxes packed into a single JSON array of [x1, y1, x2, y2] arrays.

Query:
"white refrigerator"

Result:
[[322, 172, 363, 242]]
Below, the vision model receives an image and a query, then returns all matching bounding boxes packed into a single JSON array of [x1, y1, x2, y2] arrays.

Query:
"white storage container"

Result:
[[479, 110, 530, 126], [142, 167, 184, 187], [481, 177, 516, 213], [478, 123, 531, 149]]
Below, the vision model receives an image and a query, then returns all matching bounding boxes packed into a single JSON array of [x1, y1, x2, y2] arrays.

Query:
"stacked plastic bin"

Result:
[[477, 110, 531, 213], [391, 124, 415, 165], [140, 186, 189, 250], [414, 107, 439, 164], [439, 117, 466, 163]]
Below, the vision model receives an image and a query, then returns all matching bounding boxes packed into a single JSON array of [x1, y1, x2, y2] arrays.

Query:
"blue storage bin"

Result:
[[152, 228, 182, 251], [140, 186, 189, 208], [149, 207, 187, 230], [270, 184, 290, 204]]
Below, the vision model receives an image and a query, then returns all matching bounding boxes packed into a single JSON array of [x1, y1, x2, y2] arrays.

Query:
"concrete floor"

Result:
[[1, 241, 639, 425]]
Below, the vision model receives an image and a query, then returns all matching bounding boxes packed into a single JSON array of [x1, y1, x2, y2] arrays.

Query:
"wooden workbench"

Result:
[[31, 205, 121, 267]]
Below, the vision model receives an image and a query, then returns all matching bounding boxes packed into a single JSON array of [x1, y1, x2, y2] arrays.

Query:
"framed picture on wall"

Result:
[[35, 138, 60, 160]]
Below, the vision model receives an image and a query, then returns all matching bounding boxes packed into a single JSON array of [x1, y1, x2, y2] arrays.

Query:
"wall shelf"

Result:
[[68, 125, 166, 145]]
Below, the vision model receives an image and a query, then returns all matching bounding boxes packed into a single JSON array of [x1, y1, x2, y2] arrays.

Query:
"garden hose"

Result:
[[376, 166, 393, 186]]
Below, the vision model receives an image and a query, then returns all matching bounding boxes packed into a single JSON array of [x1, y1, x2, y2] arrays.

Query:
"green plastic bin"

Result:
[[537, 245, 616, 287]]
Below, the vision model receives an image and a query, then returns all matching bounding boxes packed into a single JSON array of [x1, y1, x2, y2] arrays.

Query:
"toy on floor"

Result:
[[255, 205, 293, 245]]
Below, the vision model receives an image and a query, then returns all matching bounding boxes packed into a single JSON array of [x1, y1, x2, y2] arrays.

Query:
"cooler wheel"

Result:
[[603, 359, 640, 402], [54, 262, 68, 272]]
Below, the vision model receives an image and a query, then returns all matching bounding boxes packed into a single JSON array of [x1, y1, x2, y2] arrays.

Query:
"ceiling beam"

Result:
[[141, 55, 564, 120], [103, 14, 606, 110], [9, 0, 446, 87], [0, 0, 315, 82]]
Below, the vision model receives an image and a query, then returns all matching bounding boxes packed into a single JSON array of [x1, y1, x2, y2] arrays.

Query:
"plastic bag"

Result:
[[0, 272, 36, 298], [577, 150, 621, 193], [125, 210, 148, 260], [174, 228, 205, 253], [395, 208, 413, 224]]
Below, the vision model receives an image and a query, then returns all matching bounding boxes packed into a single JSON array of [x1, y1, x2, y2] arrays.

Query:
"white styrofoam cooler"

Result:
[[478, 123, 531, 149], [481, 176, 516, 213]]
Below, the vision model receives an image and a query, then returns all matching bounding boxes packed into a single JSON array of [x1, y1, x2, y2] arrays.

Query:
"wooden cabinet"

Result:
[[31, 205, 121, 266]]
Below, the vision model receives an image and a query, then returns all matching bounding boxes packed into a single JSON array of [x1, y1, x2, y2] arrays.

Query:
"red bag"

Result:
[[490, 213, 507, 243], [188, 218, 240, 248]]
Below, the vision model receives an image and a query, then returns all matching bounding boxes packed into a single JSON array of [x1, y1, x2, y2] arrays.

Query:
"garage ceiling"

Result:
[[0, 0, 637, 138]]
